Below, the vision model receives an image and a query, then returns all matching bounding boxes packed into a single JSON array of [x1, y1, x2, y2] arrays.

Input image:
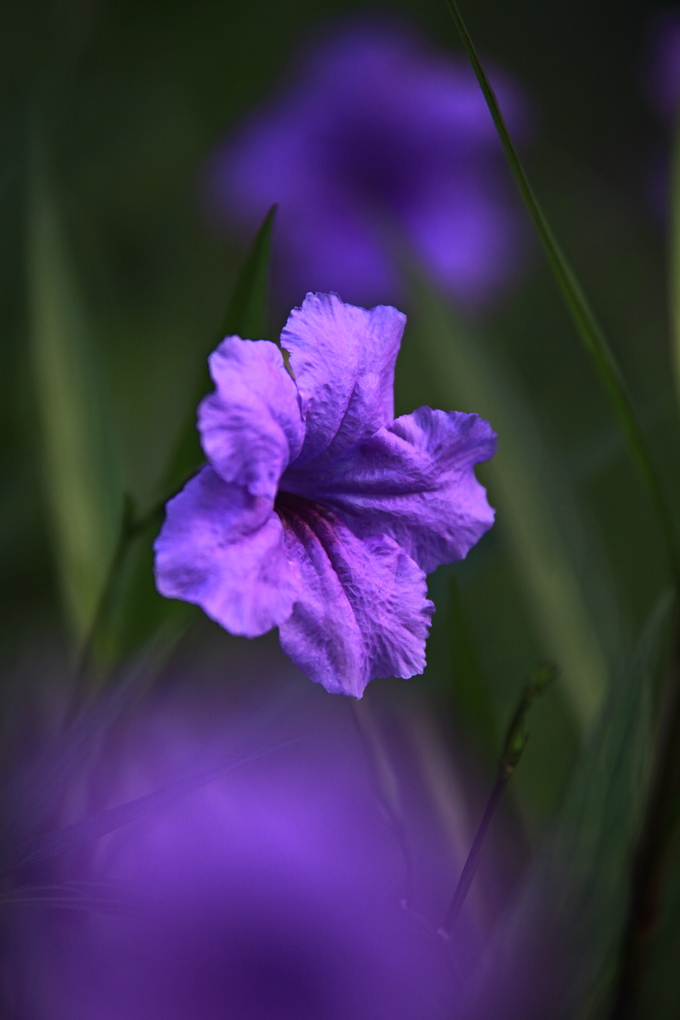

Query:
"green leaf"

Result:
[[409, 280, 616, 732], [27, 142, 121, 640], [459, 590, 674, 1018], [444, 0, 680, 584], [220, 203, 277, 340], [158, 204, 277, 499]]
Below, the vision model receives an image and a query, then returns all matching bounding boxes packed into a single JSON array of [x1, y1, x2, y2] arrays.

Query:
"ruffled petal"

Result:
[[276, 493, 433, 697], [280, 293, 405, 464], [154, 467, 301, 638], [199, 337, 304, 501], [281, 406, 496, 574]]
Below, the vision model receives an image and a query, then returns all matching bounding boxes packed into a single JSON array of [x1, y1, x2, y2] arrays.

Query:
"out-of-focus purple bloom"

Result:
[[205, 18, 531, 309], [154, 293, 497, 697], [2, 673, 497, 1020]]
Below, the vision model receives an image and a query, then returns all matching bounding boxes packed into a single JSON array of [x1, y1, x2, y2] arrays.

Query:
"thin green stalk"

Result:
[[438, 665, 554, 938], [445, 0, 680, 584]]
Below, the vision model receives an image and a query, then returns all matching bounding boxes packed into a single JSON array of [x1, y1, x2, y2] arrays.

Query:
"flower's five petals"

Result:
[[199, 337, 304, 501], [283, 406, 497, 574], [154, 467, 302, 638], [281, 293, 405, 464], [276, 494, 433, 697]]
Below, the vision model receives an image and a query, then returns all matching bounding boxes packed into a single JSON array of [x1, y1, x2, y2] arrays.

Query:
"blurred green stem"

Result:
[[445, 0, 680, 585]]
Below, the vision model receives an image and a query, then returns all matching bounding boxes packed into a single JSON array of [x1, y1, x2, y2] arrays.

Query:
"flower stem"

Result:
[[444, 0, 680, 585], [438, 664, 553, 938]]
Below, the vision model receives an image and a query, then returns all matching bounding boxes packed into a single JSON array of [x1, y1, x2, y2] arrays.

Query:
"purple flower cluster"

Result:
[[205, 18, 530, 309], [154, 293, 496, 697]]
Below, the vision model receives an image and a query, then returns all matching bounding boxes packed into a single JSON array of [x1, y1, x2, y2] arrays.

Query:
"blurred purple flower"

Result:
[[205, 18, 531, 309], [154, 293, 496, 697], [3, 674, 497, 1020]]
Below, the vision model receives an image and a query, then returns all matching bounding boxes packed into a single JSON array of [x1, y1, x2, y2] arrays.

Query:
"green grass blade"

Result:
[[410, 281, 615, 731], [220, 203, 277, 340], [445, 0, 680, 582], [158, 205, 278, 498], [27, 145, 121, 640]]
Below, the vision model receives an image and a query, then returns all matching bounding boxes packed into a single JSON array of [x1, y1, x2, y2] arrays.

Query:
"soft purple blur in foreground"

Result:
[[206, 18, 530, 309], [2, 671, 494, 1020], [154, 293, 496, 697]]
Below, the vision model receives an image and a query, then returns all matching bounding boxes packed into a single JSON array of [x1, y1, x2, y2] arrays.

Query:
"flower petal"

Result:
[[276, 493, 433, 697], [280, 293, 405, 464], [282, 406, 496, 574], [199, 337, 304, 500], [154, 467, 301, 638]]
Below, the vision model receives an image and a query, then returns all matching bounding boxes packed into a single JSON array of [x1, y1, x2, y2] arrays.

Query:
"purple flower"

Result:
[[205, 18, 530, 309], [154, 293, 496, 697]]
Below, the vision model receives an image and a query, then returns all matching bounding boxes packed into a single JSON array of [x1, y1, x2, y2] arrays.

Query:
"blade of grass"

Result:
[[27, 140, 121, 640], [220, 203, 277, 340], [158, 204, 277, 498], [444, 0, 680, 583]]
